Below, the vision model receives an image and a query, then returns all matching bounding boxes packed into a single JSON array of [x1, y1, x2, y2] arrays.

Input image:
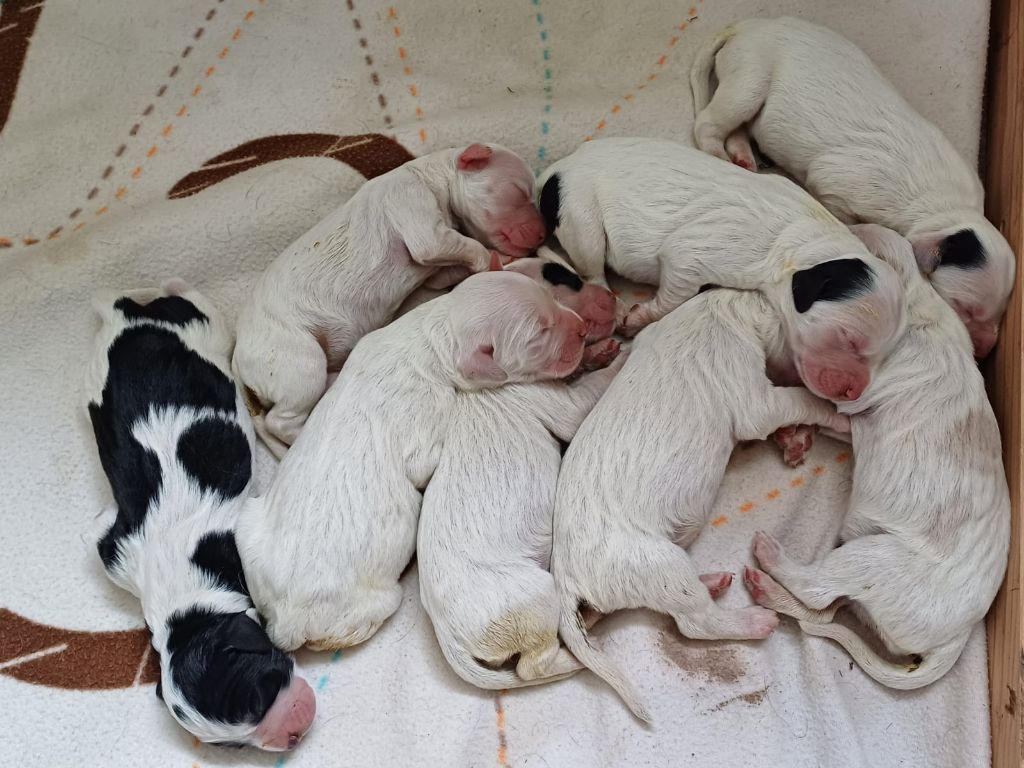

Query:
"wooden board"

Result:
[[984, 0, 1024, 764]]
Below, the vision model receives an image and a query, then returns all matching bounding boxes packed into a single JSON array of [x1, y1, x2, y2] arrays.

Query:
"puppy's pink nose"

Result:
[[253, 676, 316, 752]]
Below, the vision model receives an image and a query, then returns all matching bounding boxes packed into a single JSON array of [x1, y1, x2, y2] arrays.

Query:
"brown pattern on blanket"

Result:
[[0, 609, 159, 689], [0, 0, 46, 135], [167, 133, 415, 199]]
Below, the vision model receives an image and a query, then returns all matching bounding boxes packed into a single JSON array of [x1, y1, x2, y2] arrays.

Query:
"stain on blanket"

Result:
[[167, 133, 414, 199], [658, 629, 745, 684], [0, 0, 46, 136], [0, 608, 159, 689], [703, 686, 768, 714]]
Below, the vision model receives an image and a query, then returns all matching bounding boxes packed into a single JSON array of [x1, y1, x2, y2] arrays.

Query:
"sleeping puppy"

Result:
[[536, 137, 907, 403], [418, 346, 625, 691], [85, 280, 315, 750], [237, 270, 590, 653], [234, 143, 545, 458], [691, 17, 1016, 357], [744, 224, 1010, 689], [551, 287, 850, 721]]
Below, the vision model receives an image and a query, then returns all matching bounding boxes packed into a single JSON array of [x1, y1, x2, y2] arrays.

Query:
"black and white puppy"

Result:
[[85, 280, 315, 750]]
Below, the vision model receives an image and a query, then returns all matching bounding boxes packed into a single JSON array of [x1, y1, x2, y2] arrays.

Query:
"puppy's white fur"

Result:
[[551, 288, 849, 720], [233, 144, 541, 457], [745, 224, 1010, 689], [418, 359, 623, 690], [691, 17, 1016, 356], [537, 137, 907, 403], [237, 271, 589, 652]]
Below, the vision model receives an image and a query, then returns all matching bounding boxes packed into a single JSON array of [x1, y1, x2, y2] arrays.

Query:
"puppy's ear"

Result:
[[457, 144, 493, 172], [223, 612, 275, 654], [937, 229, 986, 270], [458, 344, 508, 384], [791, 259, 871, 313]]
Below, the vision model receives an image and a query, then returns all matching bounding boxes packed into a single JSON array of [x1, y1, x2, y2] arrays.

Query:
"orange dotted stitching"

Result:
[[494, 691, 509, 766], [711, 515, 730, 527], [389, 7, 427, 144], [583, 13, 701, 142]]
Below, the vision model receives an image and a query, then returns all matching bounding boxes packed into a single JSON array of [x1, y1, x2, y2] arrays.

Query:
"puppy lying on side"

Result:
[[237, 270, 589, 653], [745, 225, 1010, 689], [691, 17, 1016, 357], [551, 287, 850, 721], [234, 143, 545, 457], [85, 281, 314, 751], [419, 348, 625, 690], [537, 137, 906, 404]]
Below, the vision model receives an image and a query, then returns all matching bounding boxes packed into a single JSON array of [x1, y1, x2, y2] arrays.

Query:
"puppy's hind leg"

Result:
[[693, 45, 769, 167], [305, 585, 403, 651], [258, 334, 330, 454]]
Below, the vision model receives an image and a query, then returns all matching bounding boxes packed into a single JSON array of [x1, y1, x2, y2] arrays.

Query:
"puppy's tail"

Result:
[[558, 596, 651, 722], [798, 621, 971, 690], [689, 26, 734, 116], [441, 640, 580, 690]]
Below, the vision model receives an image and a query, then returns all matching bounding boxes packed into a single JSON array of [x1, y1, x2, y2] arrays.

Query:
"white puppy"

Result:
[[551, 287, 850, 721], [418, 354, 624, 690], [744, 224, 1010, 689], [691, 17, 1016, 357], [234, 143, 545, 457], [536, 137, 907, 404], [237, 270, 589, 652]]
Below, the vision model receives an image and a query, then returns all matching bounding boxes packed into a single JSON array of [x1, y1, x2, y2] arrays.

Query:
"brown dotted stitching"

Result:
[[346, 0, 393, 128]]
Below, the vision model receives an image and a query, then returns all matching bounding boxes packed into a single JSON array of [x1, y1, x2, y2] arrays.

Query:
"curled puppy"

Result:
[[744, 224, 1010, 689], [85, 281, 314, 750], [234, 143, 544, 457], [237, 270, 589, 652], [691, 17, 1016, 357], [536, 137, 907, 403], [419, 354, 625, 690], [551, 288, 850, 721]]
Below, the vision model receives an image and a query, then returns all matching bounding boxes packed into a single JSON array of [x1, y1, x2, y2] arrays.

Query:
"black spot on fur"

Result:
[[938, 229, 986, 270], [177, 419, 251, 499], [89, 324, 238, 571], [541, 261, 583, 291], [190, 531, 250, 596], [539, 173, 561, 234], [155, 680, 163, 700], [791, 259, 873, 314], [173, 704, 186, 721], [114, 296, 208, 326], [166, 607, 292, 726]]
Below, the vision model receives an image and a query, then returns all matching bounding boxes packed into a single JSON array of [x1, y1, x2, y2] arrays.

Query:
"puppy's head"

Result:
[[157, 607, 315, 751], [785, 253, 906, 403], [908, 216, 1015, 358], [449, 143, 546, 258], [448, 270, 587, 387], [504, 248, 617, 341]]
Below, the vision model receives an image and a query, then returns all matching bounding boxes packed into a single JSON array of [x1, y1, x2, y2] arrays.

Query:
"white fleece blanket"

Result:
[[0, 1, 993, 766]]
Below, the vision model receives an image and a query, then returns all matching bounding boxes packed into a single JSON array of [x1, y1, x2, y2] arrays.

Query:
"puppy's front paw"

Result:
[[742, 606, 779, 639], [618, 304, 650, 338], [752, 530, 783, 570], [578, 337, 620, 371], [773, 424, 814, 467], [699, 571, 733, 600]]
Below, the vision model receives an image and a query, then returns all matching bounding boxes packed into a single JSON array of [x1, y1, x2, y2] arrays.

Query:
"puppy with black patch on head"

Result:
[[85, 280, 314, 751], [237, 269, 590, 654], [691, 17, 1016, 357], [536, 137, 907, 405], [234, 143, 545, 458]]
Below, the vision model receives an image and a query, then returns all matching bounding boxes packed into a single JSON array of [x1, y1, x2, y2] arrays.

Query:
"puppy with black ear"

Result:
[[691, 17, 1016, 357], [537, 137, 907, 405], [85, 280, 315, 751]]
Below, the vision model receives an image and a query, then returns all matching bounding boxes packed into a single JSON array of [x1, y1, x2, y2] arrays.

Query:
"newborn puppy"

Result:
[[85, 281, 315, 750], [234, 143, 545, 457], [552, 288, 850, 721], [744, 224, 1010, 689], [237, 270, 588, 652], [537, 137, 907, 403], [691, 17, 1016, 357], [419, 354, 624, 689]]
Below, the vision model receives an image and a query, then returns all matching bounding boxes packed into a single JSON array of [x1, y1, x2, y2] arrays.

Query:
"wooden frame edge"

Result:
[[984, 0, 1024, 765]]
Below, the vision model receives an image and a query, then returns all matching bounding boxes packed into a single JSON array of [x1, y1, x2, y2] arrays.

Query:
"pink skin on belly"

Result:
[[252, 676, 316, 751]]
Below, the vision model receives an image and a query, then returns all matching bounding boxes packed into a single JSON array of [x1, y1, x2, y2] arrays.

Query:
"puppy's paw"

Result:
[[742, 606, 779, 639], [743, 566, 781, 607], [752, 530, 783, 571], [699, 571, 733, 600], [773, 424, 814, 467], [619, 304, 649, 338], [579, 337, 621, 371], [830, 413, 851, 434]]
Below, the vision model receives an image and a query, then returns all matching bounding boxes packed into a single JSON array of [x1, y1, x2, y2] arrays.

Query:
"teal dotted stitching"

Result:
[[532, 0, 552, 172], [273, 650, 343, 767]]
